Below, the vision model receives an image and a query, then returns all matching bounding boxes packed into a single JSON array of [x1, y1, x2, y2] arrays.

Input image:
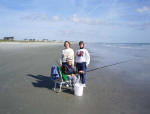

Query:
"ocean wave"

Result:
[[102, 44, 150, 50]]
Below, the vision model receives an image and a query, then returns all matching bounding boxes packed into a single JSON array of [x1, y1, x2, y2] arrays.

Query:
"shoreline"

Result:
[[0, 40, 77, 43], [0, 41, 78, 50], [0, 42, 63, 50]]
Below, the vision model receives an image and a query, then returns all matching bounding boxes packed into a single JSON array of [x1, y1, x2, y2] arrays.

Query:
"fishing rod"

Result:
[[56, 59, 133, 73], [86, 59, 133, 73]]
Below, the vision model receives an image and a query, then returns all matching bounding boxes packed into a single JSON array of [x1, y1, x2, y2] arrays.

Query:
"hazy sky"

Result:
[[0, 0, 150, 43]]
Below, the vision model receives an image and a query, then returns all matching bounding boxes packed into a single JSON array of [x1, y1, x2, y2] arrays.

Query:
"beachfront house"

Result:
[[3, 37, 14, 41], [42, 39, 48, 42], [29, 39, 36, 41], [24, 39, 28, 41]]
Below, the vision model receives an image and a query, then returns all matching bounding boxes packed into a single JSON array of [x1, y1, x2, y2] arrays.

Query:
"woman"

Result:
[[75, 41, 90, 87], [60, 41, 74, 67], [61, 58, 77, 88]]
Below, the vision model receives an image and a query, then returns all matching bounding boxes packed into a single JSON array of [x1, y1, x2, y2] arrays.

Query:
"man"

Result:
[[75, 41, 90, 87]]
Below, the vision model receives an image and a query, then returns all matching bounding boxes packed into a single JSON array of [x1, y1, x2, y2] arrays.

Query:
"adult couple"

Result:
[[60, 41, 90, 87]]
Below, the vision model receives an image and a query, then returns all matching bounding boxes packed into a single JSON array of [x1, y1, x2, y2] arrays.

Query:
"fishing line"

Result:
[[86, 59, 133, 73], [56, 59, 133, 73]]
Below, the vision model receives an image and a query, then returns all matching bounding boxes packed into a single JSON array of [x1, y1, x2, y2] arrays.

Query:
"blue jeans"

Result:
[[76, 62, 87, 84]]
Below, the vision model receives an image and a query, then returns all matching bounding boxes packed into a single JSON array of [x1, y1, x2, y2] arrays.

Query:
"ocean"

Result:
[[86, 43, 150, 66], [85, 43, 150, 83]]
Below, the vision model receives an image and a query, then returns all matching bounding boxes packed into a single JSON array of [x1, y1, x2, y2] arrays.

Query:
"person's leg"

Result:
[[76, 62, 86, 84], [76, 63, 81, 71], [72, 76, 77, 85], [78, 62, 84, 84], [68, 75, 77, 85], [68, 75, 71, 80], [80, 73, 83, 84], [76, 63, 82, 83], [67, 75, 72, 86], [81, 62, 87, 84]]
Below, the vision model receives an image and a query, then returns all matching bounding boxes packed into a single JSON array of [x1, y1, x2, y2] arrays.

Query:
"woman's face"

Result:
[[79, 43, 84, 48], [68, 61, 72, 66], [65, 42, 70, 48]]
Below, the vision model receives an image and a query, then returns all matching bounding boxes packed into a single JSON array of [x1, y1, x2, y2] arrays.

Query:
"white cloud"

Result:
[[21, 14, 61, 22], [137, 6, 150, 13], [51, 16, 61, 21], [69, 14, 103, 25], [131, 22, 150, 30]]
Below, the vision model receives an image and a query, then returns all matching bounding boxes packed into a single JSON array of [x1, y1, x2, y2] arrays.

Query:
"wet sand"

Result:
[[0, 43, 150, 114]]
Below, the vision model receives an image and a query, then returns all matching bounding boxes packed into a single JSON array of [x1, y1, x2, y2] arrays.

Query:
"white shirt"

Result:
[[75, 48, 90, 65], [60, 48, 74, 65]]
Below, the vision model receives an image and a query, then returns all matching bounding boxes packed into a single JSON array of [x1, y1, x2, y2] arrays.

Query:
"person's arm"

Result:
[[85, 49, 90, 67], [59, 52, 62, 66], [71, 67, 77, 76], [71, 49, 74, 67], [59, 50, 64, 66], [74, 50, 77, 66], [61, 64, 68, 74]]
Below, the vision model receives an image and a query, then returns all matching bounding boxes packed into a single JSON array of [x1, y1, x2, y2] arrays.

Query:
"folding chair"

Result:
[[52, 66, 71, 93]]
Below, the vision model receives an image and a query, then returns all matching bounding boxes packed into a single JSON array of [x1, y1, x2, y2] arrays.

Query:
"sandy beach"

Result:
[[0, 42, 150, 114]]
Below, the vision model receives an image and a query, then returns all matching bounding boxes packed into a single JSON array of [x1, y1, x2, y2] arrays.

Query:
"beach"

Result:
[[0, 42, 150, 114]]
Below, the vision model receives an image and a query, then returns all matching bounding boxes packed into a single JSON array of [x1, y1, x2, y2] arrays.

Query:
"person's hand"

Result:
[[74, 62, 77, 66], [79, 70, 84, 74], [72, 65, 74, 68], [71, 74, 75, 76], [86, 64, 88, 68]]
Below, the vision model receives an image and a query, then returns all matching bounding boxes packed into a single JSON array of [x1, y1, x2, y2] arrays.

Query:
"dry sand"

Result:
[[0, 43, 150, 114]]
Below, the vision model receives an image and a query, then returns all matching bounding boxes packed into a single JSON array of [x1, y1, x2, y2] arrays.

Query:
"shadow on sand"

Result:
[[27, 74, 53, 90], [27, 74, 73, 94]]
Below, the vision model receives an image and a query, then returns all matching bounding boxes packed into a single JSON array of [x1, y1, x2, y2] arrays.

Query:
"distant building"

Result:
[[42, 39, 48, 42], [29, 39, 36, 41], [3, 37, 14, 41], [24, 39, 28, 41]]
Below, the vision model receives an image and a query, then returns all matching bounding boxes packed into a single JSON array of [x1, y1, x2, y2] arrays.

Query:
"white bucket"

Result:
[[74, 83, 83, 96]]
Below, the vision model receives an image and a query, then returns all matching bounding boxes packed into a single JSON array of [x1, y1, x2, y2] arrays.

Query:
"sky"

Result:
[[0, 0, 150, 43]]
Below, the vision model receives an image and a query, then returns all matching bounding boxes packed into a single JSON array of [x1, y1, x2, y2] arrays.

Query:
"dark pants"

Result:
[[76, 62, 87, 84]]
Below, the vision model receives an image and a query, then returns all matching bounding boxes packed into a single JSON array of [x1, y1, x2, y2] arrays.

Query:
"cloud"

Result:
[[131, 22, 150, 30], [69, 14, 105, 25], [21, 14, 61, 22], [51, 16, 61, 21], [137, 6, 150, 13], [86, 3, 102, 16], [118, 21, 150, 30]]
